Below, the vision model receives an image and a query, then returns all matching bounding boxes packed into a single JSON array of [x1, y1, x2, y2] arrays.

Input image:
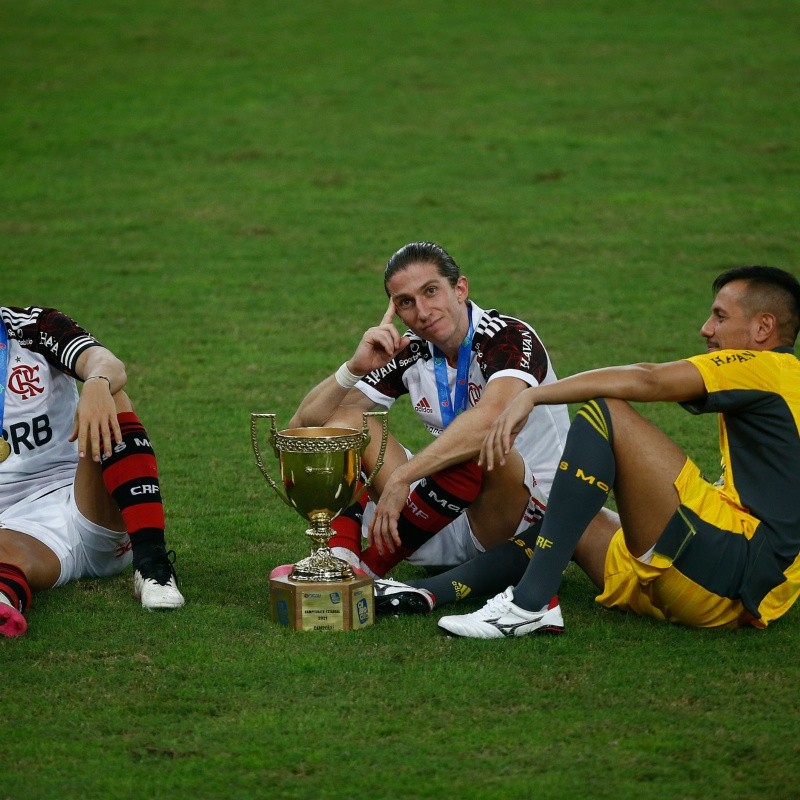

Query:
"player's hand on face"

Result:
[[350, 298, 410, 375], [69, 381, 122, 462], [367, 476, 410, 556], [479, 393, 535, 471]]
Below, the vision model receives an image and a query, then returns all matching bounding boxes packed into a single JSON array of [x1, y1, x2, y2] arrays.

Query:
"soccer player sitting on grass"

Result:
[[289, 241, 616, 580], [0, 306, 185, 638], [380, 266, 800, 636]]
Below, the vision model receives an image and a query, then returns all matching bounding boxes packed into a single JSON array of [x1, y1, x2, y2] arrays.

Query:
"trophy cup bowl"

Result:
[[251, 411, 388, 631]]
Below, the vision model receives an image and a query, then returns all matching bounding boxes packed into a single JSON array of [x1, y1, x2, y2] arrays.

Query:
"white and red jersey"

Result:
[[0, 306, 101, 512], [356, 301, 570, 498]]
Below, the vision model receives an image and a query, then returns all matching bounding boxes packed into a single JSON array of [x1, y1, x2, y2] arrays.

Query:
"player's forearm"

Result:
[[392, 408, 493, 485], [289, 375, 354, 427], [76, 348, 127, 394], [527, 362, 699, 406]]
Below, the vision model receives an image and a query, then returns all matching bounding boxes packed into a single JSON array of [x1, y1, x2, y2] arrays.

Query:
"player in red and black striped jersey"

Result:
[[0, 307, 184, 637], [290, 241, 617, 578]]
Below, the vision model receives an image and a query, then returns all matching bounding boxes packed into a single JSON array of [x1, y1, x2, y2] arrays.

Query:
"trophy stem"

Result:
[[289, 518, 356, 583]]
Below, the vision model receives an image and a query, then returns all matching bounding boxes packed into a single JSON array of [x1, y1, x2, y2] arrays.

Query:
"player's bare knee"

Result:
[[468, 497, 527, 549], [602, 397, 648, 433], [326, 406, 364, 430], [0, 532, 60, 589], [0, 536, 25, 570]]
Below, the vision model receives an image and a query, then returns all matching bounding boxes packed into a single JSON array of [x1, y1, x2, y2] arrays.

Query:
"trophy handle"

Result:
[[250, 413, 294, 510], [352, 410, 389, 503]]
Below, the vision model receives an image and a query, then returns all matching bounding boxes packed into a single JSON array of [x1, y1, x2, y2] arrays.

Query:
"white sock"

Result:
[[0, 592, 14, 608]]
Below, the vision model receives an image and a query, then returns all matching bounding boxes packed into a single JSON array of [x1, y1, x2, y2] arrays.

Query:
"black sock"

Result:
[[409, 520, 542, 607], [513, 398, 616, 611], [131, 529, 168, 565]]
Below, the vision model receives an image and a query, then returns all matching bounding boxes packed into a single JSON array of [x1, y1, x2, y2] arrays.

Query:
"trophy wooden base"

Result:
[[269, 574, 374, 631]]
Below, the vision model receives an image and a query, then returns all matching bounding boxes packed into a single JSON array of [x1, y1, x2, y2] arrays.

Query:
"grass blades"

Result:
[[2, 2, 799, 798]]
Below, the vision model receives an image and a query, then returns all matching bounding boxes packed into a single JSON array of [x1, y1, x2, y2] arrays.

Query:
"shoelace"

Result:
[[138, 550, 177, 585], [482, 589, 514, 616]]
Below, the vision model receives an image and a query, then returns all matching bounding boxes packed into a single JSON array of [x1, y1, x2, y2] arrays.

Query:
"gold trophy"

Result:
[[251, 411, 388, 631]]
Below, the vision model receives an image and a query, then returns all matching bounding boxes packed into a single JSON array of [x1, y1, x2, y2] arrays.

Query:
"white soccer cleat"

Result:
[[133, 550, 185, 610], [374, 578, 435, 615], [437, 587, 564, 639]]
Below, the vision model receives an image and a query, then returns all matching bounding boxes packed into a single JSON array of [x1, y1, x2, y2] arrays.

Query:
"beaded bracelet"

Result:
[[84, 375, 111, 388]]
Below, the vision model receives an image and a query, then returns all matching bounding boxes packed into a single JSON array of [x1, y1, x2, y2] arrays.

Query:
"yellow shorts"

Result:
[[595, 459, 765, 629]]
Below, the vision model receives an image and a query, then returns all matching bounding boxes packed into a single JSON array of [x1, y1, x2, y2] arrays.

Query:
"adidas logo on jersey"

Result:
[[415, 397, 434, 414]]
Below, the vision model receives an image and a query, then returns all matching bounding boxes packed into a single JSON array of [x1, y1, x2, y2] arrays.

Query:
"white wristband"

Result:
[[334, 362, 364, 389]]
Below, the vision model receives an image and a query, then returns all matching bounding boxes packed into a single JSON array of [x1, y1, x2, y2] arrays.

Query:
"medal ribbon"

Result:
[[433, 309, 473, 428], [0, 319, 8, 446]]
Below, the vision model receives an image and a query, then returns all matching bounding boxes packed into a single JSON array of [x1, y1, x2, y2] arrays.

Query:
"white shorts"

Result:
[[362, 459, 546, 568], [0, 481, 132, 586]]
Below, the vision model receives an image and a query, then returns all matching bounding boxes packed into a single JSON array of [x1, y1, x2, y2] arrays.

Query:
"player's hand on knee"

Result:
[[367, 481, 407, 555], [70, 383, 122, 461]]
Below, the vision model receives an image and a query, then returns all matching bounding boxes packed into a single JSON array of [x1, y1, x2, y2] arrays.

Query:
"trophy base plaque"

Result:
[[269, 575, 374, 631]]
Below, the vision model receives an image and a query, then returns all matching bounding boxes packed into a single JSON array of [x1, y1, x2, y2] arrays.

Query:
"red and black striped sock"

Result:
[[0, 563, 32, 613], [328, 483, 369, 554], [100, 412, 166, 564], [360, 460, 483, 576]]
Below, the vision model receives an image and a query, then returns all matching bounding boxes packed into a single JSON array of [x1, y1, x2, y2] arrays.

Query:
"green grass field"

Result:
[[2, 2, 799, 798]]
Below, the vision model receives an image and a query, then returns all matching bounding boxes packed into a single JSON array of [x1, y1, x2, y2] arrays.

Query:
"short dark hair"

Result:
[[713, 265, 800, 343], [384, 242, 461, 294]]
